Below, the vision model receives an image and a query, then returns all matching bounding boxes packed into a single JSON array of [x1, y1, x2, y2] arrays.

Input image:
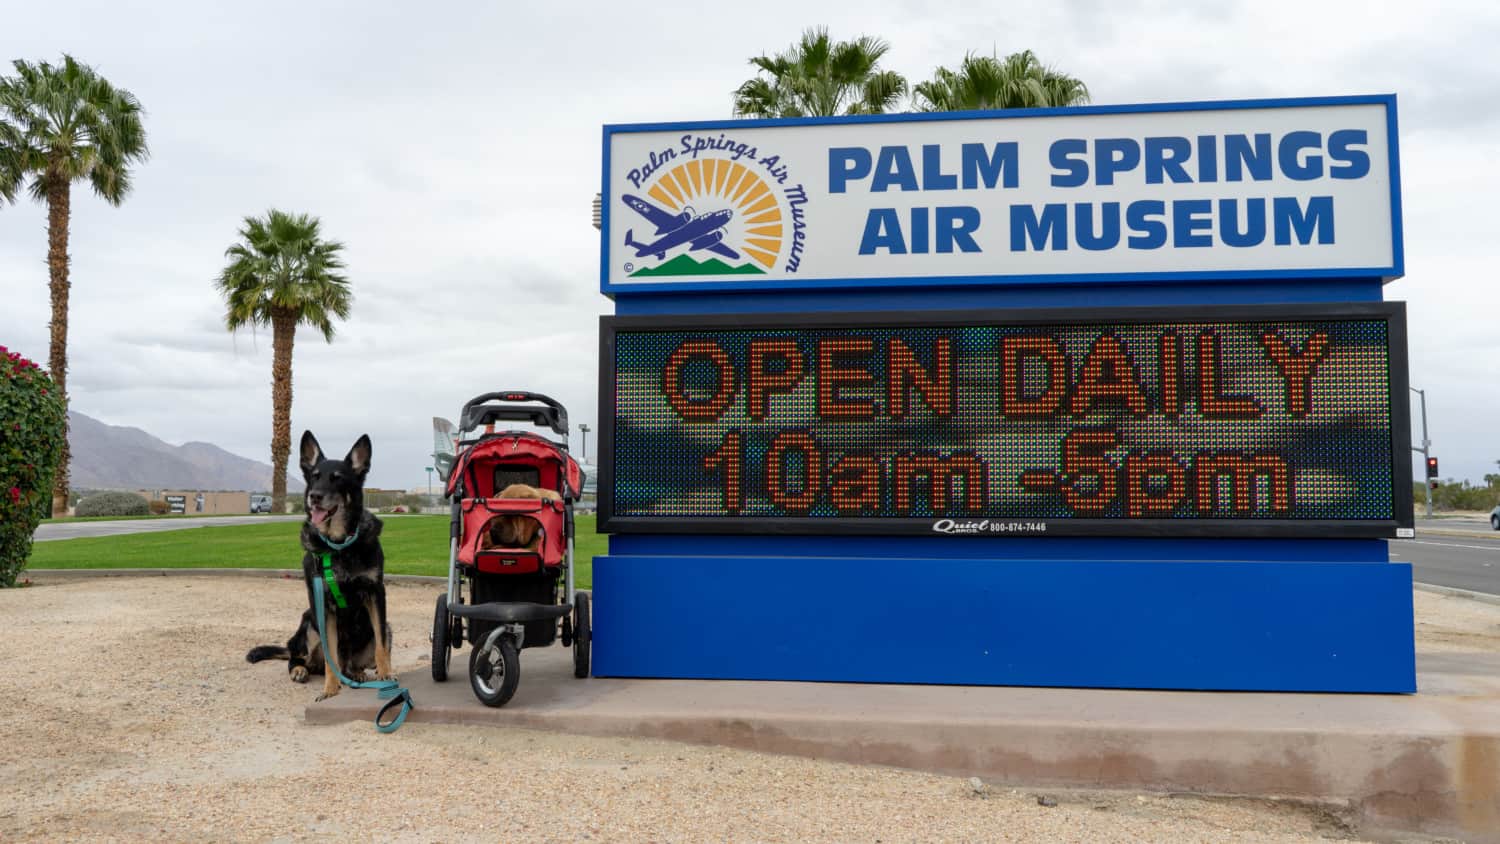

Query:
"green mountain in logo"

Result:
[[630, 254, 765, 277]]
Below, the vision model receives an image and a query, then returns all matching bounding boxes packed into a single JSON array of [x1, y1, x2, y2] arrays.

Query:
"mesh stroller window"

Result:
[[493, 464, 541, 491]]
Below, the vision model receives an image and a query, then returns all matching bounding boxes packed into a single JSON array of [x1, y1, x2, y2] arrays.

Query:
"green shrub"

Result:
[[0, 344, 66, 587], [1412, 481, 1500, 514], [75, 491, 150, 518]]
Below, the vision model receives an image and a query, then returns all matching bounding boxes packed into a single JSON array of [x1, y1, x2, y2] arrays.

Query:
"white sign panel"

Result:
[[601, 96, 1401, 294]]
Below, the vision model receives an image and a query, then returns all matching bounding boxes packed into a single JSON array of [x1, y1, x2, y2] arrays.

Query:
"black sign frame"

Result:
[[598, 301, 1413, 538]]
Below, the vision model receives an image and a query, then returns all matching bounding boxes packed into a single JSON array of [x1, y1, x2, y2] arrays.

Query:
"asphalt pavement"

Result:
[[1415, 515, 1496, 535], [32, 515, 303, 541], [1396, 532, 1500, 597]]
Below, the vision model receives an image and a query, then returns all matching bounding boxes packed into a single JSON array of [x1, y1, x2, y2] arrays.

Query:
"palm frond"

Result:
[[912, 50, 1090, 112], [733, 27, 905, 118], [0, 54, 147, 207], [216, 209, 353, 343]]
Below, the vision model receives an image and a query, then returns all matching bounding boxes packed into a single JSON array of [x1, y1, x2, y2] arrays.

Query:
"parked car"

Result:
[[1491, 505, 1500, 531], [250, 494, 272, 514]]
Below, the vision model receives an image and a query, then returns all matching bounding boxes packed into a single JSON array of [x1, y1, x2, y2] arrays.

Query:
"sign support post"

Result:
[[1410, 386, 1433, 518]]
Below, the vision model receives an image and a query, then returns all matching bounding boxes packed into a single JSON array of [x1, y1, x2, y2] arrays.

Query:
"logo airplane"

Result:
[[621, 193, 740, 261]]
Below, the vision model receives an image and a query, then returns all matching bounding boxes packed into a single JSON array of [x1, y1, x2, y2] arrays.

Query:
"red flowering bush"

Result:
[[1, 344, 66, 587]]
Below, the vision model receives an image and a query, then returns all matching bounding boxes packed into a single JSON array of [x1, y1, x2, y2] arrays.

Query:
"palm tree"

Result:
[[0, 56, 149, 516], [913, 50, 1090, 112], [734, 27, 908, 118], [216, 211, 352, 514]]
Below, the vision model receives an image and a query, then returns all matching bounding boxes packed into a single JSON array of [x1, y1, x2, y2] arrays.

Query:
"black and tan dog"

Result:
[[246, 431, 395, 700]]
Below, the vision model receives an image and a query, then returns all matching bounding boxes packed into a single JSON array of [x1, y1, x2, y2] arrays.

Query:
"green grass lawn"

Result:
[[26, 513, 604, 589]]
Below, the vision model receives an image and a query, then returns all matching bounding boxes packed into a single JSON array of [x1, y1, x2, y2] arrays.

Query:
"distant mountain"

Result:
[[67, 411, 302, 492], [629, 254, 765, 277]]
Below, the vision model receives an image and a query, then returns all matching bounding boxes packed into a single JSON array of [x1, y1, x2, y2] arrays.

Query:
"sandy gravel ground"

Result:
[[3, 578, 1492, 843], [1412, 587, 1500, 652]]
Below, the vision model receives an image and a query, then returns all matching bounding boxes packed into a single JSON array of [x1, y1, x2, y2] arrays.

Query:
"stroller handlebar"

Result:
[[460, 391, 569, 437]]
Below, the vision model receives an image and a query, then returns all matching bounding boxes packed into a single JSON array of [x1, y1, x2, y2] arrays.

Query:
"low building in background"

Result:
[[139, 490, 251, 515]]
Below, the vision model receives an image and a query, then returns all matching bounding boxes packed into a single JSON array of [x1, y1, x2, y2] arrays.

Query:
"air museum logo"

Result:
[[620, 133, 808, 278]]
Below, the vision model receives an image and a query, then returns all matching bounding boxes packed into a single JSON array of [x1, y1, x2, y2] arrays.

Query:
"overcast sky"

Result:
[[2, 0, 1497, 491]]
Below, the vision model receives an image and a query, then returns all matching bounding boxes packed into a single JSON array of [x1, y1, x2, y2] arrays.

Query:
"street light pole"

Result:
[[579, 423, 591, 463], [1410, 387, 1432, 519]]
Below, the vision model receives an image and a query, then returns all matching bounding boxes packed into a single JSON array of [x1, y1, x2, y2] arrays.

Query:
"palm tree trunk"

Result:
[[269, 309, 296, 514], [46, 175, 71, 518]]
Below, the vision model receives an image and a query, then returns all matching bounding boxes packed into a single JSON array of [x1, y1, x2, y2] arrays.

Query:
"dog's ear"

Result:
[[299, 431, 324, 475], [346, 434, 372, 477]]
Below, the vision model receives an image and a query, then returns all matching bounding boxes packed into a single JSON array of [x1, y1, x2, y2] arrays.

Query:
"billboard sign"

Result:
[[601, 95, 1402, 294], [599, 302, 1411, 537]]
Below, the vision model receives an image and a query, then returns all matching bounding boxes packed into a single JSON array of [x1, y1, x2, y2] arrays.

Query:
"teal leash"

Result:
[[312, 574, 414, 733]]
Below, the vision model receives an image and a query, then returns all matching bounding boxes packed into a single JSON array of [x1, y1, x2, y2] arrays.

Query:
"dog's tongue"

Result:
[[311, 506, 332, 528]]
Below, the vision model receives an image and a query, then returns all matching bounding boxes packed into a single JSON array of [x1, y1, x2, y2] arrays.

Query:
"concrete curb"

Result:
[[20, 568, 446, 585], [310, 649, 1500, 844], [1414, 581, 1500, 606]]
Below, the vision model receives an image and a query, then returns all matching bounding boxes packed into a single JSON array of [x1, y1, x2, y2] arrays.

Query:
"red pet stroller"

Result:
[[430, 391, 590, 707]]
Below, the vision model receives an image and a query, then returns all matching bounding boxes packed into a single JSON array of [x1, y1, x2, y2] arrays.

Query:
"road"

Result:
[[1395, 530, 1500, 598], [32, 515, 303, 541]]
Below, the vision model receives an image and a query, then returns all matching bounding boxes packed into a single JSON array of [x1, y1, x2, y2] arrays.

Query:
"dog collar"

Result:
[[321, 552, 348, 609], [318, 527, 360, 551]]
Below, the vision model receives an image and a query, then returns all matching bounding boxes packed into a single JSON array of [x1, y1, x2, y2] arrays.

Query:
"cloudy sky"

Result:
[[2, 0, 1497, 491]]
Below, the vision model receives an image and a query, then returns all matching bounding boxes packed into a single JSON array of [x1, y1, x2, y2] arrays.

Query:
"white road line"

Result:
[[1394, 539, 1500, 552]]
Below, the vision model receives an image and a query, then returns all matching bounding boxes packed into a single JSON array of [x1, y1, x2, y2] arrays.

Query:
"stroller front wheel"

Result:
[[469, 635, 520, 707]]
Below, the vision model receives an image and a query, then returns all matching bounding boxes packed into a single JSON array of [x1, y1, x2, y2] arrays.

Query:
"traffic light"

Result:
[[1429, 479, 1440, 491], [1425, 457, 1439, 479]]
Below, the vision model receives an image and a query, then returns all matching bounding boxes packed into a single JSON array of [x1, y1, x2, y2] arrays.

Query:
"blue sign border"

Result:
[[599, 94, 1404, 296]]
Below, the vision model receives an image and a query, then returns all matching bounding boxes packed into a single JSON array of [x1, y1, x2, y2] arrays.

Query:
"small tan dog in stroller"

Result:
[[480, 484, 561, 552]]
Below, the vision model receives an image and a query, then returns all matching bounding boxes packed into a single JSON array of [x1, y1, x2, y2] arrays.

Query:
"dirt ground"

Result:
[[2, 576, 1493, 843]]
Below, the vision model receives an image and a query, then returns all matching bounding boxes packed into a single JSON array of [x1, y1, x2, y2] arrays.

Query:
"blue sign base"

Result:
[[592, 545, 1416, 693]]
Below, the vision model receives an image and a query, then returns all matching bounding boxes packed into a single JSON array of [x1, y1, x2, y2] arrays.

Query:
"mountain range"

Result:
[[67, 411, 302, 492], [628, 254, 765, 277]]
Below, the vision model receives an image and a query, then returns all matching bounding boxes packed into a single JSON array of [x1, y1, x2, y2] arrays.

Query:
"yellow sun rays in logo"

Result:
[[644, 160, 783, 269]]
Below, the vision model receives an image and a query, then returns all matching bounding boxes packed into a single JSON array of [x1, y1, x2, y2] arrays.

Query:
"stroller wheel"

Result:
[[469, 635, 520, 707], [572, 591, 591, 679], [449, 600, 465, 649], [431, 595, 451, 682]]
